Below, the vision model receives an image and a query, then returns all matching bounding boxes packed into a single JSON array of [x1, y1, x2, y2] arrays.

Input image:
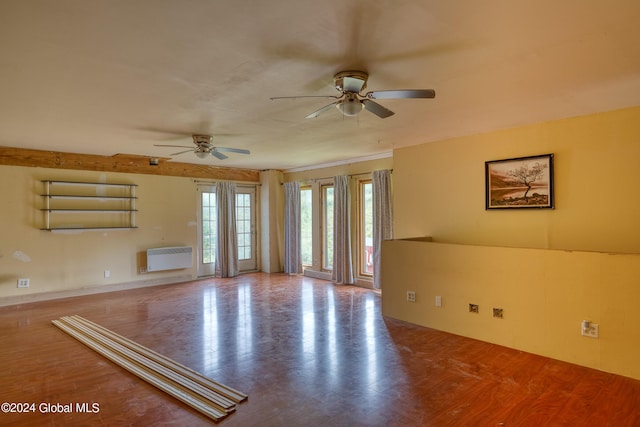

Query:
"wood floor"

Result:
[[1, 273, 639, 426]]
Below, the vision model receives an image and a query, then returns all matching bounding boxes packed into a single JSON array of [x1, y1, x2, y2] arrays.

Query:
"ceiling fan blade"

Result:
[[305, 101, 341, 119], [211, 150, 229, 160], [215, 147, 250, 155], [343, 76, 366, 93], [362, 99, 395, 118], [170, 149, 194, 156], [366, 89, 436, 99], [154, 144, 193, 148]]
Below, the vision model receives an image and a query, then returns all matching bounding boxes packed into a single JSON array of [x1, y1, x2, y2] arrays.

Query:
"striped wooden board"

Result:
[[52, 315, 247, 422]]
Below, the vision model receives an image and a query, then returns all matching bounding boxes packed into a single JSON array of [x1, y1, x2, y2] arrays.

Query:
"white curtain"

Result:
[[215, 181, 239, 278], [283, 181, 302, 274], [372, 169, 393, 289], [332, 175, 353, 285]]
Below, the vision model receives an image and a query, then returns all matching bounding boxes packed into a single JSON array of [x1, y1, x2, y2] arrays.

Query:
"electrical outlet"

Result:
[[435, 295, 442, 307], [469, 303, 479, 313], [581, 321, 599, 338], [493, 308, 504, 319], [17, 278, 30, 288], [407, 291, 416, 302], [139, 267, 147, 274], [104, 270, 110, 278]]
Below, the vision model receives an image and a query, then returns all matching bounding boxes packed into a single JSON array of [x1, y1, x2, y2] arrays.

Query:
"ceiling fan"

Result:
[[270, 70, 435, 119], [154, 134, 250, 160]]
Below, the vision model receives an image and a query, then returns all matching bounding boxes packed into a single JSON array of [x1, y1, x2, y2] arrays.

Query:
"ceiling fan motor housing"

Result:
[[334, 70, 368, 93], [192, 134, 213, 145]]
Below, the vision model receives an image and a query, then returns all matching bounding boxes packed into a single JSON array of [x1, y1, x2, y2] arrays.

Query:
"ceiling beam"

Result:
[[0, 146, 260, 182]]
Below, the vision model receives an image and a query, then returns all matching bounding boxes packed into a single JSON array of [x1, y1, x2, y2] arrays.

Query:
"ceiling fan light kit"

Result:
[[337, 93, 365, 116]]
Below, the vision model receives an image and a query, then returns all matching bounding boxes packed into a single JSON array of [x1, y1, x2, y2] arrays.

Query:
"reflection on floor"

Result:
[[1, 273, 639, 426]]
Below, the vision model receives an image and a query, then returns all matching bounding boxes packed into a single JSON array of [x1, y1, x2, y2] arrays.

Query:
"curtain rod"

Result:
[[193, 179, 260, 186], [281, 169, 393, 185]]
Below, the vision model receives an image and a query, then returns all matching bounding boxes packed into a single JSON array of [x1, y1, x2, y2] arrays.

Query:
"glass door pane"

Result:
[[197, 185, 216, 277], [322, 185, 334, 271], [360, 181, 373, 276], [236, 187, 257, 271], [300, 187, 312, 266]]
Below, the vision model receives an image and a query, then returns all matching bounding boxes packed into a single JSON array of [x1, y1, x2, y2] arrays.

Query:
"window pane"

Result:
[[236, 193, 252, 261], [323, 185, 334, 270], [362, 182, 373, 275], [202, 192, 216, 264], [300, 188, 312, 266]]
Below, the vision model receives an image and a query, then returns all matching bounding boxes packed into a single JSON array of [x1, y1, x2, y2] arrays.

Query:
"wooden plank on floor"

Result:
[[52, 315, 248, 422], [71, 315, 247, 403], [59, 316, 236, 411]]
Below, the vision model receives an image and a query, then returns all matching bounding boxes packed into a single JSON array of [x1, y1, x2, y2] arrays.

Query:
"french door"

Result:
[[197, 184, 257, 277], [236, 186, 257, 271], [197, 184, 217, 277]]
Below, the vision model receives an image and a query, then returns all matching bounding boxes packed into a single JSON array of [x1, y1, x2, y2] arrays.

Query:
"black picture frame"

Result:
[[485, 153, 554, 209]]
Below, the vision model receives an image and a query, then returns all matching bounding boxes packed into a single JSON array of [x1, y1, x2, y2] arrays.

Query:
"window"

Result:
[[299, 175, 376, 286], [236, 186, 257, 271], [322, 184, 334, 270], [300, 187, 312, 266], [202, 191, 217, 264], [236, 192, 251, 260], [359, 180, 373, 276]]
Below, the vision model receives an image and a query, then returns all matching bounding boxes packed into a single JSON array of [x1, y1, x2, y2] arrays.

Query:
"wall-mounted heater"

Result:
[[146, 246, 193, 272]]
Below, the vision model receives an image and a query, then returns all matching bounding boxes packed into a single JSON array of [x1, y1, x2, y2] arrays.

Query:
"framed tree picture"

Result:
[[485, 153, 554, 209]]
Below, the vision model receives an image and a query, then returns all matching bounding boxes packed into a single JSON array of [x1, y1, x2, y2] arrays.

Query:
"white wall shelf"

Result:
[[40, 180, 138, 231]]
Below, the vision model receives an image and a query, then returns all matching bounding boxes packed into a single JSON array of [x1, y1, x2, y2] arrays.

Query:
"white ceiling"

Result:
[[1, 1, 639, 170]]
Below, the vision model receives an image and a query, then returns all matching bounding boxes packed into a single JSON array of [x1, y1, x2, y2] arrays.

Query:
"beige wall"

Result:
[[260, 170, 284, 273], [383, 106, 640, 380], [0, 166, 201, 302], [0, 155, 389, 304]]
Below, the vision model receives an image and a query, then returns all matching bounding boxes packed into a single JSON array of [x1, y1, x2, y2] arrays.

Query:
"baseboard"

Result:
[[0, 274, 194, 308], [302, 269, 375, 289], [303, 269, 332, 281], [353, 277, 375, 289]]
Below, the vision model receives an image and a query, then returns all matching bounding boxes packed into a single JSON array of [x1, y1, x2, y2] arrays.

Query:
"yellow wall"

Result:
[[383, 106, 640, 380], [382, 240, 640, 380], [393, 106, 640, 253], [0, 165, 201, 301]]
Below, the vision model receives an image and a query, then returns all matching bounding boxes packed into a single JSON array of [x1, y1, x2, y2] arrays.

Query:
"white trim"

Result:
[[284, 152, 392, 173], [303, 268, 332, 281]]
